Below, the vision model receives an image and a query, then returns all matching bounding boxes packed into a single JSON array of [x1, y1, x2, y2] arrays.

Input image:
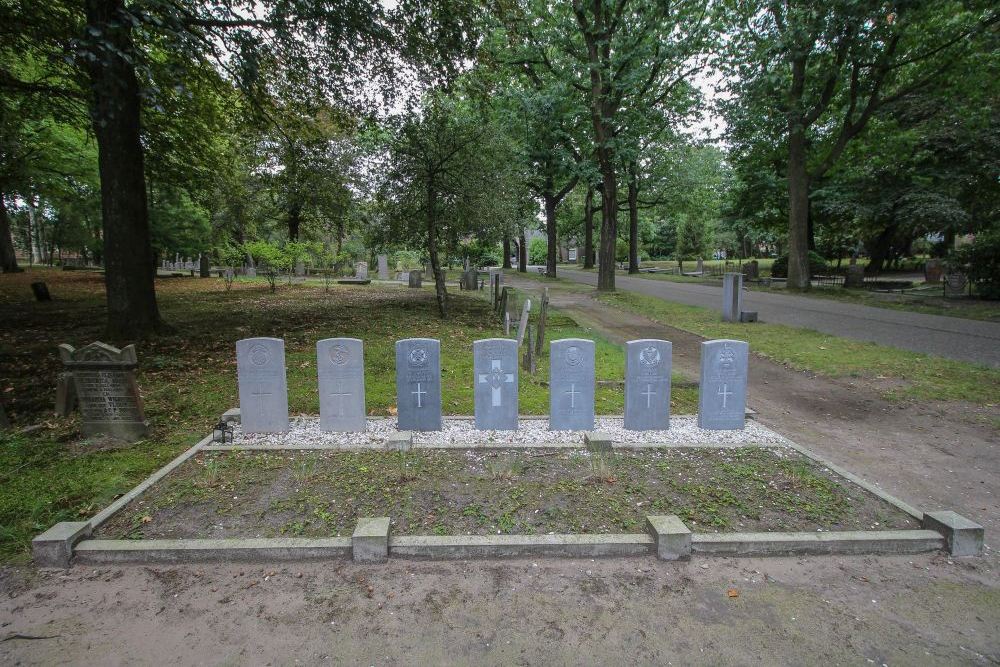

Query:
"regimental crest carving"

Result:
[[249, 344, 270, 366], [329, 344, 349, 365], [564, 346, 581, 367], [409, 348, 428, 367], [640, 346, 661, 366], [718, 345, 736, 373]]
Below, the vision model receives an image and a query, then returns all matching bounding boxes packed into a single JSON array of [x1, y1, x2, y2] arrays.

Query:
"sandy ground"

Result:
[[2, 277, 998, 665]]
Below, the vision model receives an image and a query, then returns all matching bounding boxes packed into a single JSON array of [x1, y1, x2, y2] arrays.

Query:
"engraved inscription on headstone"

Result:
[[473, 338, 518, 430], [317, 338, 366, 432], [624, 339, 672, 431], [698, 339, 748, 430], [58, 342, 148, 441], [722, 273, 743, 322], [377, 255, 389, 280], [236, 337, 289, 433], [395, 338, 442, 431], [549, 338, 595, 430]]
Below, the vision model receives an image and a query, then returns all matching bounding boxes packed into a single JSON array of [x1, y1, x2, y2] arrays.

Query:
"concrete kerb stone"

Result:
[[389, 533, 654, 559], [386, 431, 413, 452], [583, 431, 613, 452], [353, 517, 390, 563], [922, 511, 984, 557], [220, 407, 241, 424], [692, 530, 944, 556], [32, 521, 91, 567], [646, 515, 691, 560], [73, 538, 352, 564]]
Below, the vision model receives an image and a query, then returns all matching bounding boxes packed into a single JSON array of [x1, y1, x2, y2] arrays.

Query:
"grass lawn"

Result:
[[94, 446, 917, 540], [0, 268, 695, 562]]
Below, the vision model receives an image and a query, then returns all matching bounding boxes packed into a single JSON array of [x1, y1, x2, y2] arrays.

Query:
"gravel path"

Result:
[[228, 416, 790, 449]]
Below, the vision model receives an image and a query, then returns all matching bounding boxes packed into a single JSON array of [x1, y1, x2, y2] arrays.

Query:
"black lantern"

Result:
[[213, 419, 233, 444]]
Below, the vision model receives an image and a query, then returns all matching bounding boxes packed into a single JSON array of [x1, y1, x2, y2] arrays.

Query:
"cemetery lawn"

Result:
[[94, 446, 918, 539], [0, 268, 696, 563], [596, 290, 1000, 405]]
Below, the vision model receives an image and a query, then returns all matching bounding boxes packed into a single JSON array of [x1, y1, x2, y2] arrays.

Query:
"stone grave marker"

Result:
[[294, 259, 305, 276], [516, 299, 531, 346], [844, 264, 864, 288], [55, 372, 76, 416], [199, 254, 210, 278], [924, 259, 944, 283], [317, 338, 366, 432], [549, 338, 595, 430], [408, 271, 422, 288], [473, 338, 518, 430], [31, 282, 51, 301], [944, 272, 967, 298], [743, 260, 759, 280], [58, 342, 148, 440], [355, 261, 368, 280], [696, 258, 704, 274], [534, 287, 549, 359], [236, 337, 289, 433], [461, 268, 478, 291], [377, 255, 389, 280], [395, 338, 442, 431], [697, 339, 748, 430], [722, 273, 743, 322], [399, 271, 409, 284], [624, 339, 672, 431]]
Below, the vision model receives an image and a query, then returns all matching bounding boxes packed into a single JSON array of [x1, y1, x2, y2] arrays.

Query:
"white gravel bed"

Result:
[[225, 416, 790, 449]]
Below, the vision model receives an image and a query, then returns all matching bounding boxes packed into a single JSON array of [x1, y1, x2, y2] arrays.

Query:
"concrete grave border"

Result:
[[34, 410, 983, 567]]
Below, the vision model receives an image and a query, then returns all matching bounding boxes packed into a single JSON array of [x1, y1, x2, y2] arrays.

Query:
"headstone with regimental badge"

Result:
[[58, 342, 148, 440], [549, 338, 595, 430], [624, 339, 672, 431], [473, 338, 518, 430], [698, 339, 748, 430], [395, 338, 441, 431], [317, 338, 366, 432], [236, 337, 289, 433]]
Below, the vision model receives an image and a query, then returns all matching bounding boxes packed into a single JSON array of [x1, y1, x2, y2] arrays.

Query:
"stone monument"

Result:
[[236, 337, 289, 433], [624, 339, 672, 431], [408, 271, 422, 288], [697, 339, 748, 430], [473, 338, 518, 430], [58, 342, 148, 440], [395, 338, 442, 431], [722, 273, 743, 322], [549, 338, 595, 430], [377, 255, 389, 280], [317, 338, 366, 432], [355, 261, 368, 280]]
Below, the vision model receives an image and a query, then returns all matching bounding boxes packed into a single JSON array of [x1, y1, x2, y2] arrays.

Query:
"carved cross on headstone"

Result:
[[642, 384, 656, 408], [328, 381, 352, 417], [565, 383, 580, 410], [478, 359, 514, 407], [717, 383, 732, 409], [412, 382, 427, 408]]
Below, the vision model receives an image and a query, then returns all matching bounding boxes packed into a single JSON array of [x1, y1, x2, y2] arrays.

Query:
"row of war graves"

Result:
[[235, 336, 749, 434]]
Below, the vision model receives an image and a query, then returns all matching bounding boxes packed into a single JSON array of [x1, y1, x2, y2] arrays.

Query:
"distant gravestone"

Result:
[[698, 339, 748, 430], [58, 342, 148, 440], [399, 271, 409, 284], [944, 272, 967, 298], [31, 282, 51, 301], [549, 338, 595, 430], [743, 260, 759, 280], [461, 268, 478, 291], [395, 338, 442, 431], [317, 338, 366, 432], [295, 259, 305, 276], [408, 271, 422, 288], [924, 259, 944, 284], [236, 337, 289, 433], [199, 254, 210, 278], [473, 338, 518, 430], [844, 264, 865, 288], [245, 266, 257, 278], [624, 339, 672, 431], [534, 287, 549, 359], [696, 258, 704, 274], [516, 299, 531, 346], [355, 261, 368, 280], [722, 273, 743, 322], [377, 255, 389, 280], [54, 372, 76, 417]]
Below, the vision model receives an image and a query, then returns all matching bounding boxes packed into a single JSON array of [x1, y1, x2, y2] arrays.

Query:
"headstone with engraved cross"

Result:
[[395, 338, 442, 431], [698, 339, 748, 430], [624, 339, 672, 431], [236, 337, 289, 433], [473, 338, 518, 430], [58, 341, 148, 441], [549, 338, 595, 430], [317, 338, 366, 432]]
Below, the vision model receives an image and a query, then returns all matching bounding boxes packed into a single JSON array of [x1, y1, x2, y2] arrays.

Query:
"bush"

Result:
[[529, 238, 547, 265], [770, 251, 829, 278], [948, 230, 1000, 299]]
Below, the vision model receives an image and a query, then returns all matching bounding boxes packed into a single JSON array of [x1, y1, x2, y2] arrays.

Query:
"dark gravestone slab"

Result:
[[624, 339, 672, 431], [236, 337, 289, 433], [549, 338, 595, 430], [317, 338, 366, 432], [58, 342, 148, 441], [698, 339, 748, 430], [408, 271, 423, 288], [395, 338, 442, 431], [31, 282, 51, 301], [474, 338, 518, 430], [200, 254, 210, 278]]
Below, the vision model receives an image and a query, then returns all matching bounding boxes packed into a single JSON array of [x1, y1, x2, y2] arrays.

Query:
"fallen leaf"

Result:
[[141, 515, 152, 524], [727, 588, 739, 598]]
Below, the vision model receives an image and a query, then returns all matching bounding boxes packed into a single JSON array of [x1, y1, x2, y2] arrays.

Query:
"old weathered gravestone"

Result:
[[31, 282, 51, 301], [722, 273, 743, 322], [199, 254, 210, 278], [624, 339, 672, 431], [54, 372, 76, 417], [696, 258, 704, 274], [924, 259, 944, 284], [58, 342, 148, 440], [461, 268, 478, 291], [698, 339, 748, 430], [474, 338, 518, 430], [355, 261, 368, 280], [549, 338, 595, 430], [743, 260, 759, 280], [317, 338, 366, 432], [516, 299, 531, 346], [944, 272, 968, 298], [844, 264, 865, 288], [408, 271, 422, 288], [236, 337, 289, 433], [395, 338, 441, 431], [377, 255, 389, 280], [294, 259, 305, 276], [534, 287, 549, 359]]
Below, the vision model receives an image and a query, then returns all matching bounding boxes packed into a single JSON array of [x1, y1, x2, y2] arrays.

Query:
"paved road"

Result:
[[556, 268, 1000, 368]]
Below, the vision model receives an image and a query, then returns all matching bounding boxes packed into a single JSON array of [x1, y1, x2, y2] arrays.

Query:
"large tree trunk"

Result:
[[786, 122, 811, 290], [85, 0, 162, 337], [583, 185, 595, 269], [426, 181, 447, 318], [544, 182, 558, 277], [502, 233, 512, 269], [627, 161, 639, 274], [0, 193, 21, 272], [287, 201, 303, 242], [518, 229, 527, 272], [596, 163, 617, 291], [865, 221, 898, 276]]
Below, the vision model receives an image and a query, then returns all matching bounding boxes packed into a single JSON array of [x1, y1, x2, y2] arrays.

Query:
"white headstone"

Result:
[[549, 339, 595, 430], [624, 339, 672, 430], [317, 338, 366, 432], [395, 338, 441, 431], [236, 338, 289, 433], [473, 338, 518, 430], [698, 339, 748, 430]]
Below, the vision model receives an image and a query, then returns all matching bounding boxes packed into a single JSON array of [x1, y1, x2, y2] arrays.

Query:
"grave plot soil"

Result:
[[94, 447, 917, 539]]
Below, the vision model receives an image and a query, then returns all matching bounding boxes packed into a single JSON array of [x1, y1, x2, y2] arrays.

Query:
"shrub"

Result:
[[770, 251, 829, 278], [948, 230, 1000, 300], [529, 238, 547, 265]]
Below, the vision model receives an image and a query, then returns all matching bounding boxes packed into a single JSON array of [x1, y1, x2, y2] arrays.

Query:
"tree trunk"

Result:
[[502, 233, 512, 269], [85, 0, 162, 337], [287, 201, 302, 242], [627, 162, 639, 274], [583, 185, 595, 269], [866, 221, 898, 276], [426, 181, 447, 318], [0, 193, 20, 272], [544, 186, 558, 278], [786, 122, 811, 290], [518, 229, 527, 272], [596, 164, 617, 291]]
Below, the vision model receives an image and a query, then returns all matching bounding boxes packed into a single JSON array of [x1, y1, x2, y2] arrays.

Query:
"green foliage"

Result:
[[529, 238, 548, 265], [949, 230, 1000, 300], [771, 252, 830, 279]]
